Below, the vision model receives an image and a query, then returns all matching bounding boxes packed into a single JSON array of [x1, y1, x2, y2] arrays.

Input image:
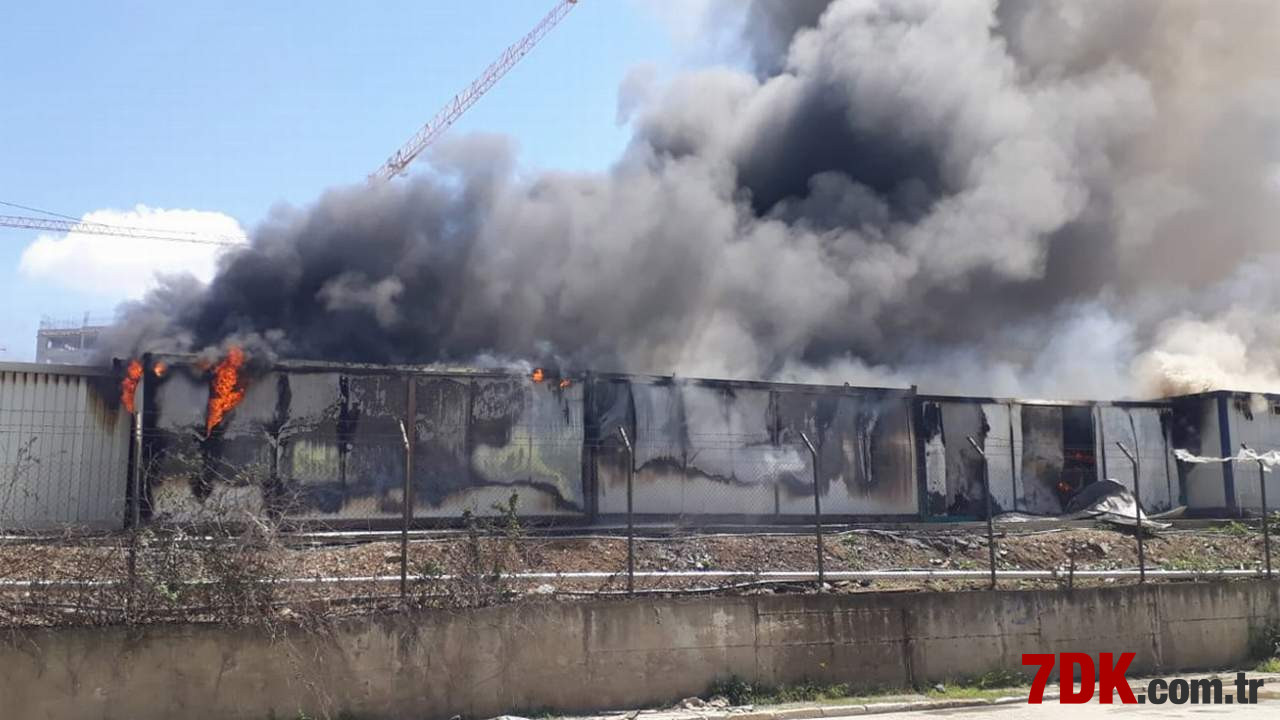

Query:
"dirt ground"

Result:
[[1, 521, 1272, 595]]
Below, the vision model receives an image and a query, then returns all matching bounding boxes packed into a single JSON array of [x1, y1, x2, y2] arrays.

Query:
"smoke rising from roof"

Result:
[[111, 0, 1280, 399]]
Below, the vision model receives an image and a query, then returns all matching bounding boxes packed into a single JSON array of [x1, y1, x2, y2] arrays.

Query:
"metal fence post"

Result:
[[799, 432, 825, 587], [1242, 444, 1272, 579], [966, 436, 997, 590], [618, 427, 635, 595], [127, 365, 145, 608], [1116, 442, 1145, 584], [130, 377, 144, 530], [399, 379, 417, 599]]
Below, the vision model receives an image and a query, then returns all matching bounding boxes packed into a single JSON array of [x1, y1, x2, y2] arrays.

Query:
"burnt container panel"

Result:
[[1018, 405, 1068, 514], [612, 381, 780, 515], [410, 376, 470, 513], [437, 375, 584, 517], [1171, 395, 1229, 512], [918, 400, 1018, 517], [590, 377, 634, 515], [593, 379, 916, 518], [1222, 393, 1280, 514], [775, 390, 917, 516], [678, 383, 779, 515], [280, 372, 410, 523], [146, 367, 271, 523], [1095, 405, 1178, 512], [627, 380, 688, 514]]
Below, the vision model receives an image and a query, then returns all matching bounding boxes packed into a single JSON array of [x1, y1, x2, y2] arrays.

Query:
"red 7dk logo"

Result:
[[1022, 652, 1137, 703]]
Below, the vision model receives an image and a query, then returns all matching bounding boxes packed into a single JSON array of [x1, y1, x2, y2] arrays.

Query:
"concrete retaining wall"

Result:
[[5, 581, 1280, 720]]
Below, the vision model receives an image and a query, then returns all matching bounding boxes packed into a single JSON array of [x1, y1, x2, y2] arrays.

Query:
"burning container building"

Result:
[[4, 353, 1280, 530], [133, 354, 919, 526]]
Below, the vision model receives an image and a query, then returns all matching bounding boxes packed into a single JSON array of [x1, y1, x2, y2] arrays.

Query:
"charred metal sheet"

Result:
[[939, 402, 989, 515], [146, 361, 586, 523], [1170, 394, 1228, 511], [0, 364, 130, 530], [587, 377, 633, 515], [410, 376, 470, 510], [281, 372, 409, 520], [1019, 405, 1067, 514], [594, 378, 915, 517], [917, 400, 1017, 517], [774, 390, 916, 516], [1095, 405, 1177, 512], [146, 365, 274, 523], [677, 383, 778, 515], [605, 381, 782, 515], [919, 402, 947, 515], [456, 375, 584, 516], [923, 397, 1180, 517]]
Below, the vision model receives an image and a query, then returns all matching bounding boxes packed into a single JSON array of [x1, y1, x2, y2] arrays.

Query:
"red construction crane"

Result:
[[1, 2, 582, 244], [369, 0, 581, 183]]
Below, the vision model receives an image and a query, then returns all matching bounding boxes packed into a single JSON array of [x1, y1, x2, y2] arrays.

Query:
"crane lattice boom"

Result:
[[0, 215, 244, 246], [369, 0, 580, 183]]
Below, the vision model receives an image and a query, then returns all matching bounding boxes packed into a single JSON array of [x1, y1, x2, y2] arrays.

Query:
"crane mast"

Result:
[[369, 0, 580, 183]]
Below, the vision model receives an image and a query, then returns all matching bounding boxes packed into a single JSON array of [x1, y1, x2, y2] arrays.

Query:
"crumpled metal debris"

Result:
[[995, 479, 1178, 530]]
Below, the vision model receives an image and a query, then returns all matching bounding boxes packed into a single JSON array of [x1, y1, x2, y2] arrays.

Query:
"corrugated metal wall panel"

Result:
[[0, 365, 129, 531]]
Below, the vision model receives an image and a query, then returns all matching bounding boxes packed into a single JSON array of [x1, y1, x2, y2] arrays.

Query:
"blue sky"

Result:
[[0, 1, 711, 360]]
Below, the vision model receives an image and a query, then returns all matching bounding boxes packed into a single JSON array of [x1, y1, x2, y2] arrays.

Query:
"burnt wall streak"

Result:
[[916, 401, 947, 515], [1061, 406, 1097, 498], [1020, 406, 1066, 514]]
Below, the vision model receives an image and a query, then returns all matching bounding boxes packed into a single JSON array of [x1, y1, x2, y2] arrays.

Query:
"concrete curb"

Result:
[[578, 670, 1280, 720], [605, 692, 1060, 720]]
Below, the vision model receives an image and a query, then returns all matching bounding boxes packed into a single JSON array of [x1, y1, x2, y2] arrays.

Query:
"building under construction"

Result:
[[33, 316, 111, 365]]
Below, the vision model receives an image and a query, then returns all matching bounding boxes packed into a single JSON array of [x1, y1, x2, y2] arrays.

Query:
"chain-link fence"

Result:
[[5, 428, 1278, 628]]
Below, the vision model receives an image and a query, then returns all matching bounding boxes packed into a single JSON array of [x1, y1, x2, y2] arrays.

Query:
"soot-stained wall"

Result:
[[139, 357, 1230, 526], [591, 378, 918, 517], [1222, 393, 1280, 513], [143, 360, 585, 524], [143, 361, 918, 524], [1095, 405, 1179, 513], [1170, 394, 1231, 513], [919, 399, 1179, 517]]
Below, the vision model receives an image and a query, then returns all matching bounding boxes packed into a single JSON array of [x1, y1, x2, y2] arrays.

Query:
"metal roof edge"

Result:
[[0, 361, 114, 377], [138, 354, 916, 396]]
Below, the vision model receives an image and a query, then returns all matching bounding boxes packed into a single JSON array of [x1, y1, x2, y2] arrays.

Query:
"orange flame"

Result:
[[121, 359, 142, 414], [531, 368, 545, 383], [205, 347, 247, 438], [153, 361, 167, 378], [559, 378, 572, 389]]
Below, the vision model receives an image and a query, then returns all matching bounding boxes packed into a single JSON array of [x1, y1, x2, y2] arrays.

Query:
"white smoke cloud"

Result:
[[18, 205, 245, 301]]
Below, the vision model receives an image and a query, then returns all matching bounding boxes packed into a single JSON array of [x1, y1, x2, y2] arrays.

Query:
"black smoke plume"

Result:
[[110, 0, 1280, 399]]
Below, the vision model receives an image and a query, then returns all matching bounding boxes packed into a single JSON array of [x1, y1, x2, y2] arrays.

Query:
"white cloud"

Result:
[[18, 205, 246, 300]]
